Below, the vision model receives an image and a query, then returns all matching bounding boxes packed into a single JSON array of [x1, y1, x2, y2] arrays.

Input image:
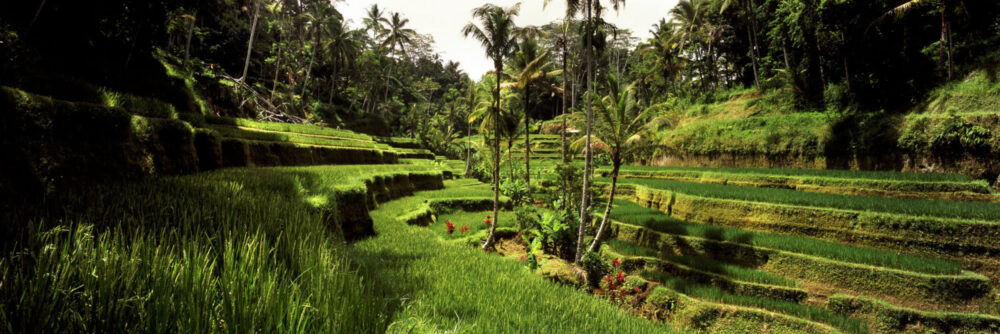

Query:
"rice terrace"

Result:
[[3, 0, 1000, 333]]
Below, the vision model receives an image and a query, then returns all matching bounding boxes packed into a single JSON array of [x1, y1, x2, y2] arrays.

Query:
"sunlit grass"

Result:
[[643, 271, 867, 334], [612, 178, 1000, 221], [608, 200, 963, 275], [350, 183, 676, 333]]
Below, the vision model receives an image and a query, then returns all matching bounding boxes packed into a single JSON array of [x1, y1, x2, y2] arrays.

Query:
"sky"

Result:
[[337, 0, 680, 80]]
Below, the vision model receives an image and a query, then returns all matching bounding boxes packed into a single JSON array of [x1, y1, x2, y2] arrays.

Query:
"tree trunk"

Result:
[[302, 32, 320, 99], [587, 159, 619, 254], [465, 120, 472, 177], [744, 0, 761, 90], [524, 86, 532, 201], [575, 1, 594, 264], [29, 0, 47, 28], [483, 62, 503, 250], [240, 0, 262, 82], [184, 10, 197, 69], [271, 44, 283, 99], [561, 28, 569, 216]]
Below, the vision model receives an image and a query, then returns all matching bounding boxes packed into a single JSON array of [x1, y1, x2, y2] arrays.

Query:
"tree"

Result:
[[363, 4, 389, 42], [463, 2, 520, 250], [579, 75, 653, 254], [872, 0, 967, 80], [721, 0, 762, 90], [555, 0, 626, 263], [504, 37, 555, 201], [239, 0, 263, 82]]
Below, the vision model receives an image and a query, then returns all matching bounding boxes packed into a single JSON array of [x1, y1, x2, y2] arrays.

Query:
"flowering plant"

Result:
[[445, 220, 455, 234]]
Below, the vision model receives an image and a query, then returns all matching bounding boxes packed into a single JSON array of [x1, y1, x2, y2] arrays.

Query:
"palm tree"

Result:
[[463, 3, 520, 250], [578, 75, 654, 254], [380, 12, 416, 57], [458, 83, 478, 177], [239, 0, 263, 82], [324, 17, 360, 103], [872, 0, 966, 80], [556, 0, 626, 263], [504, 37, 556, 201], [363, 4, 389, 41], [720, 0, 762, 89]]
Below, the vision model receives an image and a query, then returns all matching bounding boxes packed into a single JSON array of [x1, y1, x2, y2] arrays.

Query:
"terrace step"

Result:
[[608, 169, 995, 202], [609, 220, 992, 306], [600, 244, 810, 303], [624, 182, 1000, 260]]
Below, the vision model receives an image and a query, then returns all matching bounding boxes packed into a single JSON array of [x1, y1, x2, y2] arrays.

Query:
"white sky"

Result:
[[337, 0, 679, 80]]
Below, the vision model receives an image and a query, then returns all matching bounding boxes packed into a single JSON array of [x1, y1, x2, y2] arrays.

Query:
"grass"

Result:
[[0, 165, 442, 332], [612, 165, 974, 182], [348, 181, 676, 333], [605, 240, 797, 287], [658, 112, 832, 157], [611, 178, 1000, 221], [608, 200, 964, 275], [433, 210, 513, 240], [205, 115, 373, 141], [642, 271, 867, 334], [208, 125, 393, 150]]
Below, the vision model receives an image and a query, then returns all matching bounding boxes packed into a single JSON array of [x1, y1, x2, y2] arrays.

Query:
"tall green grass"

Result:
[[349, 183, 675, 333], [612, 178, 1000, 221], [205, 115, 373, 141], [606, 240, 797, 287], [208, 125, 392, 150], [1, 166, 439, 332], [608, 200, 963, 275], [613, 165, 974, 182], [643, 271, 867, 334]]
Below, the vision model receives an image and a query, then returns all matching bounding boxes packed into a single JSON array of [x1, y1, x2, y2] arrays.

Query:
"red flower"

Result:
[[612, 258, 621, 267], [616, 270, 625, 283], [460, 226, 469, 233], [484, 218, 492, 226], [603, 275, 612, 282], [633, 287, 640, 294], [609, 283, 616, 291], [445, 220, 455, 234]]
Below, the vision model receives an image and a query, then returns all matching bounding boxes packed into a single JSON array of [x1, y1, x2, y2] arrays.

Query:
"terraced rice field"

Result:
[[579, 162, 1000, 333]]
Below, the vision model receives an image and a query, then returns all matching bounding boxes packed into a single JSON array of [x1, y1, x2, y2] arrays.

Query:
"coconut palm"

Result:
[[555, 0, 626, 263], [576, 75, 654, 254], [380, 12, 416, 57], [463, 3, 520, 250], [363, 4, 388, 40], [504, 37, 557, 201]]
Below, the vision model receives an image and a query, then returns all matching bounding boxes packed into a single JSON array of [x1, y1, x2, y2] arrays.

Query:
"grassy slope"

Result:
[[607, 200, 962, 274], [1, 165, 443, 332], [349, 182, 674, 333], [610, 177, 1000, 221], [655, 89, 833, 158]]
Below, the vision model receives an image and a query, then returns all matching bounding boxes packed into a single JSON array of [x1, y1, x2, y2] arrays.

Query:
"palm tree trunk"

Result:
[[561, 30, 569, 214], [484, 63, 503, 250], [240, 0, 262, 82], [524, 86, 532, 201], [465, 121, 472, 177], [587, 159, 619, 254], [576, 1, 594, 264], [29, 0, 46, 28], [561, 29, 569, 165], [184, 10, 197, 69]]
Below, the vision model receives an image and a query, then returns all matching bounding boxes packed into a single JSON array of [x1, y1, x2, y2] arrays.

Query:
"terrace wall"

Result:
[[1, 86, 399, 202]]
